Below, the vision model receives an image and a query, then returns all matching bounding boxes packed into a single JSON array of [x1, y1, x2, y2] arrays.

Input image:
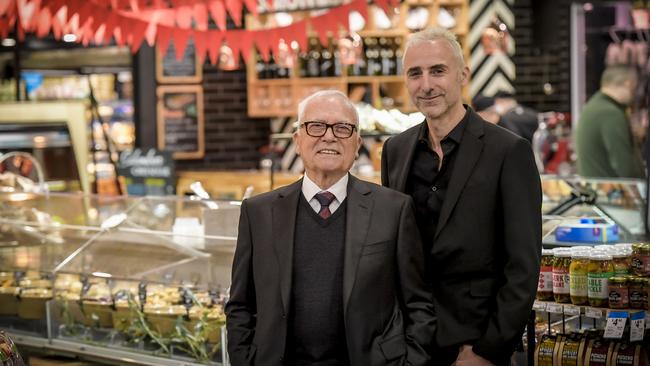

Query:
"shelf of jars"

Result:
[[528, 242, 650, 366], [246, 1, 469, 117]]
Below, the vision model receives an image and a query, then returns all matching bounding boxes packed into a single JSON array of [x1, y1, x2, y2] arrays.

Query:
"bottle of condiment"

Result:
[[631, 243, 650, 276], [608, 276, 629, 309], [612, 250, 630, 275], [587, 252, 614, 307], [552, 248, 571, 303], [569, 250, 589, 305], [537, 249, 554, 301], [629, 276, 646, 309]]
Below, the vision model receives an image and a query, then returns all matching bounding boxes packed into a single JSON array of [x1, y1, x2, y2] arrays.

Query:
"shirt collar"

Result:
[[417, 106, 469, 147], [302, 172, 348, 203]]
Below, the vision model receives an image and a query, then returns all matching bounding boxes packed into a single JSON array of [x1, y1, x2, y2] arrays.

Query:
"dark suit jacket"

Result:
[[381, 109, 542, 365], [226, 175, 435, 366]]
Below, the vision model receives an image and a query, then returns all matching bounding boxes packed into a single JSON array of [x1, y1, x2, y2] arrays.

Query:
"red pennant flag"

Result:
[[332, 5, 350, 33], [0, 0, 14, 18], [225, 0, 242, 27], [172, 27, 190, 60], [90, 11, 107, 34], [129, 0, 139, 12], [51, 9, 63, 39], [156, 25, 173, 57], [207, 30, 224, 65], [193, 3, 208, 31], [224, 30, 244, 68], [64, 0, 81, 24], [242, 0, 257, 16], [113, 22, 125, 46], [192, 30, 208, 64], [103, 12, 119, 44], [76, 2, 95, 31], [208, 0, 226, 31], [311, 14, 333, 48], [130, 19, 148, 53], [176, 6, 192, 28], [36, 7, 52, 37], [289, 21, 308, 53], [254, 30, 271, 62], [144, 16, 158, 46], [0, 19, 8, 39]]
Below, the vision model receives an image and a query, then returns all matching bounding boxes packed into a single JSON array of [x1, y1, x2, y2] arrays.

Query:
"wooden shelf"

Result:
[[245, 0, 470, 118]]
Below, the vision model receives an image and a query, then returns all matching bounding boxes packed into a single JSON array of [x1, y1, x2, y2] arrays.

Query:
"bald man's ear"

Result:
[[460, 66, 470, 85]]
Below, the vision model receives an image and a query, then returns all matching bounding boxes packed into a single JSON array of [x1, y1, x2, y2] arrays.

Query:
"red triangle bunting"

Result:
[[192, 30, 208, 64], [193, 3, 208, 31], [172, 27, 190, 60], [156, 25, 173, 58], [130, 19, 148, 53], [176, 5, 193, 28], [254, 30, 271, 62], [103, 12, 119, 44], [225, 0, 242, 27], [207, 30, 224, 65], [208, 0, 226, 31]]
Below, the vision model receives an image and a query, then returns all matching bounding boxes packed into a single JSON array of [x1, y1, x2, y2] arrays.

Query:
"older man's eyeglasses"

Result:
[[301, 121, 357, 138]]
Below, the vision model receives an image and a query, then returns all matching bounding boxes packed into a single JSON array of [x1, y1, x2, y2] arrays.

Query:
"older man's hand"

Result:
[[453, 345, 494, 366]]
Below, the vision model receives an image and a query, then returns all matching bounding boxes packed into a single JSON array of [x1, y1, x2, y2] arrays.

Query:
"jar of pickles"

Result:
[[537, 249, 554, 301], [587, 252, 614, 307], [612, 250, 631, 275], [631, 243, 650, 276], [629, 276, 646, 309], [553, 249, 571, 303], [608, 276, 629, 309], [569, 250, 589, 305]]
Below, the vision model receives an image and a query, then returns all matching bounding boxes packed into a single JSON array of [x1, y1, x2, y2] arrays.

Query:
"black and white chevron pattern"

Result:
[[469, 0, 515, 97]]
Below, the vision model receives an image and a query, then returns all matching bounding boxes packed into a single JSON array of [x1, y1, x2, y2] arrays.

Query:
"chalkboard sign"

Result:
[[117, 148, 176, 196], [156, 38, 202, 84], [156, 85, 205, 160]]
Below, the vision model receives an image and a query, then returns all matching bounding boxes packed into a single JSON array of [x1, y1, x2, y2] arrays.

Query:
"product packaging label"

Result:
[[588, 272, 613, 299], [539, 267, 553, 292], [570, 273, 588, 297], [553, 269, 570, 294]]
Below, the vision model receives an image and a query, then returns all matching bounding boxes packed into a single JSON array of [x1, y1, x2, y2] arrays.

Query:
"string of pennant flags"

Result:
[[0, 0, 398, 65]]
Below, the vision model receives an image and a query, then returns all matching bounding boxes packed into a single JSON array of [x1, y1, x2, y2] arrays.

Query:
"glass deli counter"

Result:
[[0, 191, 239, 365]]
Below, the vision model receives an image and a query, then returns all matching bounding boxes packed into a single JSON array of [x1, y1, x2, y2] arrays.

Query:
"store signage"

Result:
[[630, 311, 645, 342], [603, 311, 627, 339], [585, 307, 604, 319], [257, 0, 343, 13], [117, 148, 176, 196], [156, 39, 203, 84], [156, 85, 205, 160], [532, 301, 547, 312], [547, 303, 563, 314], [563, 305, 581, 316]]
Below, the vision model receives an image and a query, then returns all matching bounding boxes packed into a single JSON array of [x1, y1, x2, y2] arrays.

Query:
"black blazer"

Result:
[[381, 109, 542, 365], [226, 175, 435, 366]]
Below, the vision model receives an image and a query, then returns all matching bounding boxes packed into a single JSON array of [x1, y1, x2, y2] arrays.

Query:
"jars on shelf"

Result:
[[552, 248, 571, 303], [569, 250, 589, 305], [631, 243, 650, 276], [628, 276, 646, 309], [587, 252, 614, 307], [537, 249, 554, 301], [607, 276, 629, 309]]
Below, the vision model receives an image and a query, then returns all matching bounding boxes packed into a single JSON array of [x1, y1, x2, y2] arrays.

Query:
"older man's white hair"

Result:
[[404, 27, 465, 68], [297, 90, 359, 126]]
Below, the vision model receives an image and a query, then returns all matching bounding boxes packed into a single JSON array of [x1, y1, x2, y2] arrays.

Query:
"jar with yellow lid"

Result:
[[587, 252, 614, 307], [569, 250, 589, 305], [537, 249, 554, 301], [552, 249, 571, 303], [611, 250, 631, 275], [608, 276, 629, 309]]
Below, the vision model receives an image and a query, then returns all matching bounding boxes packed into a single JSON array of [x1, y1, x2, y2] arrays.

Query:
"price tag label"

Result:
[[586, 307, 604, 319], [532, 301, 548, 312], [630, 311, 645, 342], [547, 303, 564, 314], [564, 305, 581, 316], [603, 311, 628, 339]]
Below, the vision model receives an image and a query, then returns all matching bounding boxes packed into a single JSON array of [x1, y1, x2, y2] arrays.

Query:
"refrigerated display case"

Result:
[[0, 191, 239, 365]]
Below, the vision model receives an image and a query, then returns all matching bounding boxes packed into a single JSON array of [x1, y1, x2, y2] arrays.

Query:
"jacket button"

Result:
[[431, 186, 437, 192]]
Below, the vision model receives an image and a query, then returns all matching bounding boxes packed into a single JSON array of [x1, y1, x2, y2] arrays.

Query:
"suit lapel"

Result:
[[343, 176, 372, 318], [272, 180, 302, 315], [435, 114, 485, 239], [393, 123, 422, 192]]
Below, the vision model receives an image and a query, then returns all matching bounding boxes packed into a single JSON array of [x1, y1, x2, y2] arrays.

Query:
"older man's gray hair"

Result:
[[297, 90, 359, 126]]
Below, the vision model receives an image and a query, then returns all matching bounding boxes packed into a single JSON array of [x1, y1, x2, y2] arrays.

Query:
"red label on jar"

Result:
[[553, 268, 570, 294], [539, 266, 553, 292]]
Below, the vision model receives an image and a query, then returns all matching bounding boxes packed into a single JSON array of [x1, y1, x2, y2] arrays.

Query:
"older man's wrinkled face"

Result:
[[293, 96, 361, 180]]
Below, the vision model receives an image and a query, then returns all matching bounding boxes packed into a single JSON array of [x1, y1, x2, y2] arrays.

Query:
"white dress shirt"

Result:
[[301, 173, 348, 214]]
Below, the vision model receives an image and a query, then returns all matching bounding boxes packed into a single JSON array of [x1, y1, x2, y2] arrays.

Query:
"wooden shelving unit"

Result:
[[246, 1, 470, 118]]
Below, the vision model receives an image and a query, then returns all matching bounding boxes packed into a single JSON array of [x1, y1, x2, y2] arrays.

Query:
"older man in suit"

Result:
[[226, 90, 435, 366], [381, 28, 542, 366]]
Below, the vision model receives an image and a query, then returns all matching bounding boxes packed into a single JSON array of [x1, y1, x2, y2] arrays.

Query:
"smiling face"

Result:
[[404, 39, 469, 123], [293, 95, 361, 184]]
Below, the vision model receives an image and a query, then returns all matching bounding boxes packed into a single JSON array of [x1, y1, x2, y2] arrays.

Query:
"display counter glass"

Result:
[[0, 191, 238, 365]]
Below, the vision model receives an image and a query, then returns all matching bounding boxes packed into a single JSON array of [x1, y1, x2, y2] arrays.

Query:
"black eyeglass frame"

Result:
[[300, 121, 358, 138]]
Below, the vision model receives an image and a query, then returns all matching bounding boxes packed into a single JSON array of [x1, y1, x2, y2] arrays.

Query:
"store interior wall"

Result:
[[512, 0, 572, 113]]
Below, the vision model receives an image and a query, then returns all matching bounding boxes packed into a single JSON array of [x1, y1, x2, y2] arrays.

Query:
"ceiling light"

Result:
[[2, 38, 16, 47], [63, 34, 77, 43]]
